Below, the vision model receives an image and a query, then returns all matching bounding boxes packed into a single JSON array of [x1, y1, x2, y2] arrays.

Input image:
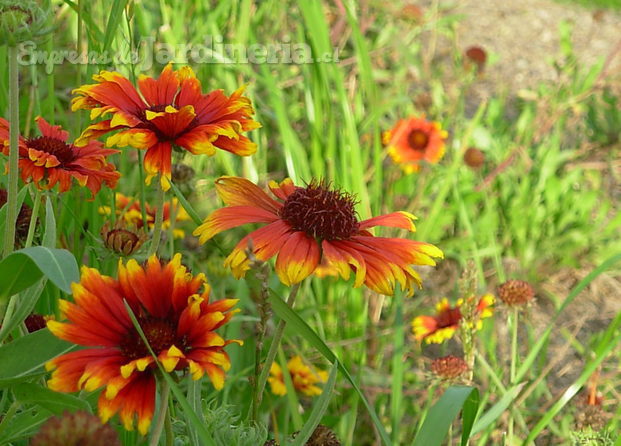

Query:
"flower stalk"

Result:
[[148, 377, 171, 446], [252, 282, 301, 418], [3, 44, 20, 258], [148, 179, 166, 256], [24, 187, 41, 248]]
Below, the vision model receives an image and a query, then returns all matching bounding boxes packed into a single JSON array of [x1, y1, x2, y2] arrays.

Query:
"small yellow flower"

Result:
[[268, 356, 328, 397]]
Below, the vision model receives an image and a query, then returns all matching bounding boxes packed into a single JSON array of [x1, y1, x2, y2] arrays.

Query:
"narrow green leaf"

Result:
[[13, 383, 92, 414], [0, 279, 47, 343], [291, 361, 338, 446], [0, 186, 28, 253], [516, 252, 621, 382], [0, 407, 49, 443], [470, 383, 525, 436], [413, 386, 479, 446], [0, 329, 75, 387], [102, 0, 129, 51], [460, 388, 480, 446], [0, 247, 79, 300], [269, 291, 392, 446]]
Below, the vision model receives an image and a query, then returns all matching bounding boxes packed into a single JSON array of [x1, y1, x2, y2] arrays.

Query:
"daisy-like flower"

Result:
[[384, 116, 447, 173], [46, 254, 241, 435], [100, 193, 191, 239], [193, 177, 443, 296], [0, 117, 120, 197], [72, 64, 260, 190], [268, 355, 328, 397], [412, 294, 494, 344]]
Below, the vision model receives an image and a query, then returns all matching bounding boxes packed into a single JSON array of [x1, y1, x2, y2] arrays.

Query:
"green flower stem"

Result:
[[3, 45, 20, 258], [137, 150, 149, 228], [508, 307, 519, 443], [148, 179, 166, 257], [252, 282, 301, 417], [149, 377, 171, 446], [24, 186, 42, 248]]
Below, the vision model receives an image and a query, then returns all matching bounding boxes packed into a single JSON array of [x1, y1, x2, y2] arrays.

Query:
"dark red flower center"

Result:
[[279, 181, 359, 241], [407, 129, 429, 152], [435, 307, 462, 329], [26, 136, 76, 165], [119, 318, 180, 360]]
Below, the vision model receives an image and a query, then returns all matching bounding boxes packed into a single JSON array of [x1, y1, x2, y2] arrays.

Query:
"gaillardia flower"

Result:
[[0, 117, 120, 197], [46, 254, 241, 434], [412, 294, 494, 343], [72, 64, 260, 190], [268, 355, 328, 397], [100, 193, 191, 239], [193, 177, 443, 296], [384, 116, 447, 173]]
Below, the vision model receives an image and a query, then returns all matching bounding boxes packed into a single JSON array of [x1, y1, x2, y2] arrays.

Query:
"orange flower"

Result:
[[194, 177, 443, 296], [100, 193, 190, 239], [384, 116, 447, 173], [412, 294, 494, 344], [0, 117, 120, 197], [268, 356, 328, 397], [72, 64, 260, 190], [46, 254, 241, 435]]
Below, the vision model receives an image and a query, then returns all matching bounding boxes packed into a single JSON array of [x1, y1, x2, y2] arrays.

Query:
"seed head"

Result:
[[430, 355, 469, 380], [498, 280, 534, 306], [30, 411, 121, 446]]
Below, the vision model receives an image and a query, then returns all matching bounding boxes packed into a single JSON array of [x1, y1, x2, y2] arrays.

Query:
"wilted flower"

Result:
[[24, 313, 50, 333], [0, 117, 120, 198], [46, 254, 241, 434], [268, 356, 328, 397], [194, 177, 442, 296], [100, 221, 147, 256], [464, 46, 487, 72], [72, 64, 260, 190], [463, 147, 485, 169], [430, 355, 469, 380], [171, 163, 196, 184], [498, 280, 534, 306], [384, 116, 447, 173], [30, 411, 121, 446]]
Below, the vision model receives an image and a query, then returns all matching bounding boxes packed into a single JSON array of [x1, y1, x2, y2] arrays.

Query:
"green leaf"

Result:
[[0, 328, 75, 387], [0, 247, 79, 300], [291, 361, 338, 446], [13, 383, 92, 414], [470, 383, 525, 436], [0, 186, 28, 253], [412, 386, 479, 446], [102, 0, 129, 51], [0, 279, 47, 343], [0, 407, 50, 443], [269, 291, 392, 446]]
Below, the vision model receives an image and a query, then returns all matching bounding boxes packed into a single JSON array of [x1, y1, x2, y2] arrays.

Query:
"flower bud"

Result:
[[101, 221, 146, 257], [464, 147, 485, 169], [0, 0, 52, 46]]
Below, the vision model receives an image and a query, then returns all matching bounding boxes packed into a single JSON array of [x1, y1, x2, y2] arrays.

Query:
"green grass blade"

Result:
[[269, 290, 392, 446], [470, 383, 525, 436], [102, 0, 129, 52], [291, 361, 338, 446], [412, 386, 479, 446]]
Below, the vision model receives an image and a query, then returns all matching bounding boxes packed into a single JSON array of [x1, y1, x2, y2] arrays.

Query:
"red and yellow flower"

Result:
[[268, 356, 328, 397], [0, 117, 120, 197], [193, 177, 442, 296], [46, 254, 241, 434], [412, 294, 494, 344], [100, 193, 191, 239], [72, 64, 260, 190], [384, 116, 447, 173]]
